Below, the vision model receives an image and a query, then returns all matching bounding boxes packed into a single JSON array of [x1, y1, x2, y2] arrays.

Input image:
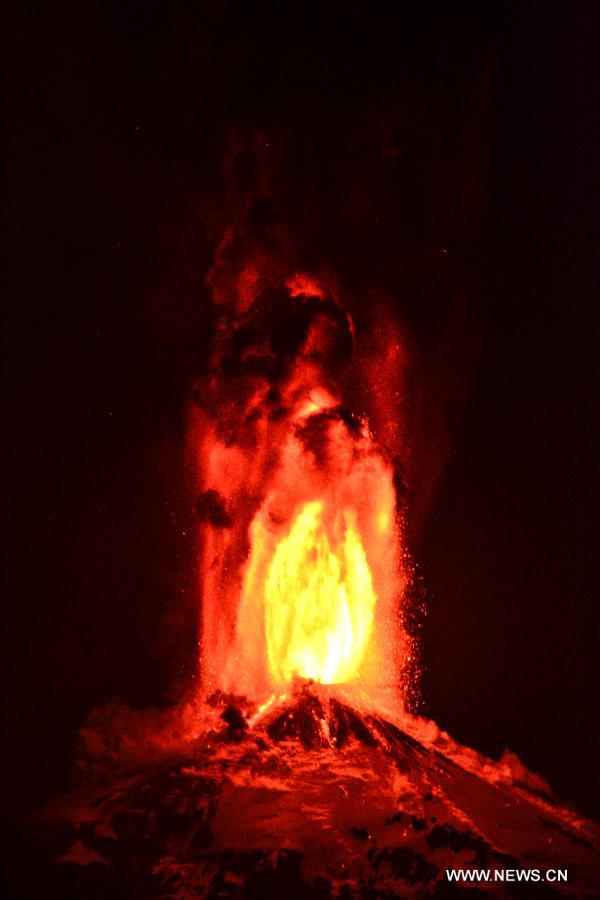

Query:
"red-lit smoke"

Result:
[[190, 228, 415, 711]]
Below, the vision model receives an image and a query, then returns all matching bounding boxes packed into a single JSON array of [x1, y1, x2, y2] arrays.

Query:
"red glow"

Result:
[[191, 276, 411, 711], [286, 273, 327, 298]]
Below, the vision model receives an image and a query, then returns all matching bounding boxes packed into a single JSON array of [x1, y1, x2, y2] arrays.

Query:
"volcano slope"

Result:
[[14, 686, 600, 898]]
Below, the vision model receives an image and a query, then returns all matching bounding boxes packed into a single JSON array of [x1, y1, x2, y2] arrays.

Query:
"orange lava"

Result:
[[261, 500, 376, 685], [191, 275, 410, 711]]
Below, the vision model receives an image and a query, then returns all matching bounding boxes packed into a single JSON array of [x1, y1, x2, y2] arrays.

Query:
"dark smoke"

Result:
[[195, 489, 232, 527]]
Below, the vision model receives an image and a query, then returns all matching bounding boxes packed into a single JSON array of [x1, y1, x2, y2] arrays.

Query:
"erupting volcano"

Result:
[[22, 212, 600, 897], [7, 0, 600, 895]]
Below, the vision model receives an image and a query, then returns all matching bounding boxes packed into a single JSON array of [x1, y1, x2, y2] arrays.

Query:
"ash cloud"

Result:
[[214, 288, 353, 391], [188, 61, 492, 539], [195, 489, 232, 527], [296, 408, 366, 470]]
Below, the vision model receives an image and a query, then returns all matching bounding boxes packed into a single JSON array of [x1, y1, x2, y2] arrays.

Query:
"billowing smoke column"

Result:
[[190, 212, 412, 712]]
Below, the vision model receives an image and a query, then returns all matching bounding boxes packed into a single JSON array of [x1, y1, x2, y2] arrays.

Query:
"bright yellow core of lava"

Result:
[[264, 500, 376, 684]]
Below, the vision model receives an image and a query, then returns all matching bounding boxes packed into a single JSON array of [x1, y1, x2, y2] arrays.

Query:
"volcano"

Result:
[[17, 218, 599, 899], [21, 684, 600, 898]]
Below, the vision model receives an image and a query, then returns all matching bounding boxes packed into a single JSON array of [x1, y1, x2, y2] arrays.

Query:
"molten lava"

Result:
[[261, 500, 376, 685]]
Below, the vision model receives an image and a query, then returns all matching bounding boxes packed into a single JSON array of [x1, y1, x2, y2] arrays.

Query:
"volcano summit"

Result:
[[21, 685, 600, 898]]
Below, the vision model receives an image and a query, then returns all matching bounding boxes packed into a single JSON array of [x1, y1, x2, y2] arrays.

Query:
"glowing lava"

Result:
[[261, 500, 376, 685]]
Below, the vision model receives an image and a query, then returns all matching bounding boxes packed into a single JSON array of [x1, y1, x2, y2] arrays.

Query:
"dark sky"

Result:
[[3, 0, 599, 822]]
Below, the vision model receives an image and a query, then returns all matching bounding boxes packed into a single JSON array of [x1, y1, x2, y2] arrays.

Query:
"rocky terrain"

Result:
[[11, 685, 600, 897]]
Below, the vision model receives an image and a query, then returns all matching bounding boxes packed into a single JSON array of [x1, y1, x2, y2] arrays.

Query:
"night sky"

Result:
[[4, 0, 599, 824]]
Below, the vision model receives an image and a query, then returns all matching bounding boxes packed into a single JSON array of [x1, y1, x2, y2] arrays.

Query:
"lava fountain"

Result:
[[26, 266, 600, 897], [25, 219, 600, 900], [191, 273, 410, 712]]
